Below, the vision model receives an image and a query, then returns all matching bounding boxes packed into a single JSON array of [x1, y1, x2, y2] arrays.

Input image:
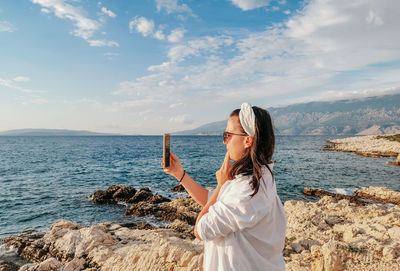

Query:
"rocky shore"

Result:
[[1, 185, 400, 271], [324, 134, 400, 166]]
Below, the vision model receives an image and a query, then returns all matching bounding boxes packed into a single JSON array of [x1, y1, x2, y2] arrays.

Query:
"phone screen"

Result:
[[163, 133, 170, 167]]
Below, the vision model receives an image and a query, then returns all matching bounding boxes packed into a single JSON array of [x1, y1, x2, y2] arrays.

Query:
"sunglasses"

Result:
[[223, 131, 247, 143]]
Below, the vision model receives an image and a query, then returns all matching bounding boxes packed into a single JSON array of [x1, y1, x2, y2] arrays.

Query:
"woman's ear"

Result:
[[245, 136, 253, 148]]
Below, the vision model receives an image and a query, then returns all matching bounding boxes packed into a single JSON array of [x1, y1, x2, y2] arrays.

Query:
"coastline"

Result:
[[324, 134, 400, 165], [1, 186, 399, 271]]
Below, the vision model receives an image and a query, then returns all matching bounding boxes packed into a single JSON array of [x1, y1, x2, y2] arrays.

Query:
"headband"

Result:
[[239, 102, 255, 137]]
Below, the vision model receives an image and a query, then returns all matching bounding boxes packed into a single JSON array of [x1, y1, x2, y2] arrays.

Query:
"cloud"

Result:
[[167, 28, 186, 43], [0, 78, 43, 93], [115, 0, 400, 109], [0, 21, 15, 32], [13, 76, 31, 82], [41, 8, 51, 14], [88, 39, 119, 47], [169, 102, 184, 108], [283, 9, 291, 15], [169, 114, 193, 124], [156, 0, 193, 15], [129, 16, 185, 43], [101, 7, 116, 18], [229, 0, 271, 11], [30, 0, 118, 47], [129, 16, 155, 36]]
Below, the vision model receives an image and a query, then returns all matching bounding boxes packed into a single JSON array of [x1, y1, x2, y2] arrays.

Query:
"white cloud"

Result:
[[283, 9, 291, 15], [153, 27, 166, 40], [169, 114, 193, 124], [129, 17, 186, 43], [129, 16, 155, 36], [167, 28, 185, 43], [366, 10, 383, 26], [101, 7, 116, 18], [229, 0, 271, 11], [156, 0, 193, 15], [88, 39, 119, 47], [169, 102, 184, 108], [40, 8, 51, 14], [30, 0, 118, 47], [278, 0, 286, 5], [112, 0, 400, 129], [0, 78, 43, 93], [0, 21, 15, 32], [13, 76, 31, 82]]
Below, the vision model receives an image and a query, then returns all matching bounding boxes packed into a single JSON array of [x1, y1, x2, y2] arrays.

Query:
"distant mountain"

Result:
[[176, 93, 400, 136], [0, 129, 122, 136]]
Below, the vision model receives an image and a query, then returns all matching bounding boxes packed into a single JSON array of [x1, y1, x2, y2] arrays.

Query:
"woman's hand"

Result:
[[162, 152, 184, 180], [216, 152, 232, 188]]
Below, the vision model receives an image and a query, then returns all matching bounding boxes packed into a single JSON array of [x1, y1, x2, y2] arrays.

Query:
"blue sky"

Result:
[[1, 0, 400, 134]]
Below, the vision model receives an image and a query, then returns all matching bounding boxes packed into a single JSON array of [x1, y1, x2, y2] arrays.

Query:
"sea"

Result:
[[1, 135, 399, 241]]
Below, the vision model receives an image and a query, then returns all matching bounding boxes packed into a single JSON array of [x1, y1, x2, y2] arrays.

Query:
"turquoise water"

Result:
[[0, 135, 399, 240]]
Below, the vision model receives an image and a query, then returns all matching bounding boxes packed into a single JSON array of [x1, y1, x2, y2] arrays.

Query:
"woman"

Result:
[[163, 103, 287, 271]]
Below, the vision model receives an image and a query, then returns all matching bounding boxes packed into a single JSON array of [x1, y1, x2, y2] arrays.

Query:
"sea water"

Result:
[[0, 135, 399, 240]]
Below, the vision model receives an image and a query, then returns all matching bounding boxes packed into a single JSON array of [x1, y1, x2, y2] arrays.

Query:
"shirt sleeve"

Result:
[[197, 184, 271, 242], [207, 189, 215, 202]]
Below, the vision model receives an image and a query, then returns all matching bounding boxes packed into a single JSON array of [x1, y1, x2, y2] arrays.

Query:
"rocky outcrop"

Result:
[[3, 186, 400, 271], [91, 185, 137, 204], [2, 220, 203, 271], [354, 186, 400, 205], [303, 188, 366, 206], [303, 187, 400, 206], [284, 196, 400, 271], [324, 135, 400, 159]]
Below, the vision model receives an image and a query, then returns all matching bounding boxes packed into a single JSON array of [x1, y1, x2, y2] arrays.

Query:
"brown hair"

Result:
[[230, 106, 275, 197]]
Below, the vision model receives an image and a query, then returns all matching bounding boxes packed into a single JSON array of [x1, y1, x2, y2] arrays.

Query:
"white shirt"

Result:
[[197, 164, 287, 271]]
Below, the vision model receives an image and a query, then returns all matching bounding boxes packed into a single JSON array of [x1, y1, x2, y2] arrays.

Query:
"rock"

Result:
[[91, 185, 137, 204], [148, 194, 170, 204], [324, 135, 400, 158], [303, 188, 365, 206], [355, 186, 400, 205], [127, 187, 153, 204], [382, 245, 399, 260], [166, 219, 195, 239], [171, 184, 185, 192], [320, 240, 343, 271], [61, 257, 86, 271], [0, 260, 20, 271], [19, 258, 63, 271]]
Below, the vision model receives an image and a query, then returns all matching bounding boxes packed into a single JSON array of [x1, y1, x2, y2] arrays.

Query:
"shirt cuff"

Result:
[[197, 213, 208, 241]]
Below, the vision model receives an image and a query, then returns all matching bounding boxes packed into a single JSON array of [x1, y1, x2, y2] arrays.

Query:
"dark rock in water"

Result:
[[113, 186, 137, 202], [92, 190, 116, 204], [149, 194, 171, 204], [171, 184, 185, 192], [0, 260, 20, 271], [303, 188, 366, 206], [91, 185, 137, 204], [127, 187, 153, 204], [125, 202, 161, 216]]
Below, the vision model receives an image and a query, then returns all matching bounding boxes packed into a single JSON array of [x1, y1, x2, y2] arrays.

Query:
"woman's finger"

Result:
[[221, 152, 230, 171]]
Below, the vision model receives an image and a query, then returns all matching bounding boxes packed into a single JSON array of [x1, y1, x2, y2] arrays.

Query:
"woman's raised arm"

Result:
[[163, 152, 209, 207]]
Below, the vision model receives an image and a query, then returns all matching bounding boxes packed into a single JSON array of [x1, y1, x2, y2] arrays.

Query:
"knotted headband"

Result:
[[239, 102, 255, 137]]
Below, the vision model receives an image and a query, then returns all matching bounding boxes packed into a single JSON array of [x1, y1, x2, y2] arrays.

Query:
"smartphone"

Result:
[[163, 133, 170, 168]]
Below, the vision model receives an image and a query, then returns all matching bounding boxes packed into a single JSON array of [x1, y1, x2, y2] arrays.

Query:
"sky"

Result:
[[1, 0, 400, 135]]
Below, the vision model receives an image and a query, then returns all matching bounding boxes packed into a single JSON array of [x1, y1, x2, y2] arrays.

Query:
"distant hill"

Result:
[[0, 129, 122, 136], [176, 93, 400, 136]]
